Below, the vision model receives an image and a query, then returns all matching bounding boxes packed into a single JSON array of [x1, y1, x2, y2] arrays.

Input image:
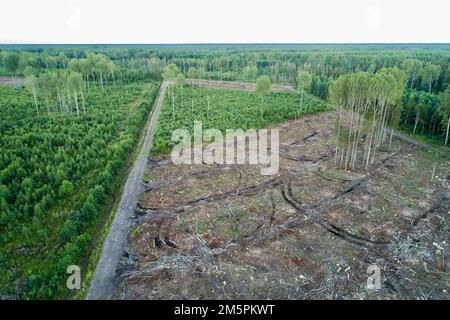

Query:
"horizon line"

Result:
[[1, 42, 450, 46]]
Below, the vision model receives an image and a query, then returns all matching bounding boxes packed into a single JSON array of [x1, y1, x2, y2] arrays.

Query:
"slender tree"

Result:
[[401, 59, 423, 89], [296, 70, 312, 117], [175, 73, 186, 110], [421, 63, 441, 93], [330, 68, 406, 171], [79, 58, 93, 90], [24, 75, 40, 115], [149, 57, 161, 77], [256, 76, 271, 120], [68, 72, 83, 117], [163, 63, 182, 120], [243, 65, 258, 83], [3, 52, 20, 87], [439, 86, 450, 146]]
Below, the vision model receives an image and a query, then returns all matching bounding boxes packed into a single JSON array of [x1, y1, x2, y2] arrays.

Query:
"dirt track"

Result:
[[86, 81, 169, 299], [187, 78, 298, 93], [0, 76, 23, 86]]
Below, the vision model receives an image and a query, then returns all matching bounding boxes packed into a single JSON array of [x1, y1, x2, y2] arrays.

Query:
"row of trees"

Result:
[[402, 59, 442, 93], [24, 71, 85, 117], [3, 47, 449, 107], [256, 75, 272, 119], [163, 62, 317, 124], [21, 54, 118, 117], [163, 63, 187, 119], [401, 90, 440, 134], [1, 51, 73, 79], [3, 46, 449, 91], [68, 53, 117, 89], [330, 68, 407, 170], [10, 46, 447, 145], [400, 87, 450, 145], [441, 88, 450, 146]]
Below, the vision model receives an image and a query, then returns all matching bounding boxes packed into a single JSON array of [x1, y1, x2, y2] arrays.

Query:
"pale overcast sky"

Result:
[[1, 0, 449, 44]]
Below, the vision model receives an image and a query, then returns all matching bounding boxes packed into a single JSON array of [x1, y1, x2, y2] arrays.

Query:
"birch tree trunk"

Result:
[[81, 89, 86, 113], [33, 91, 39, 115], [445, 116, 450, 147], [74, 92, 80, 118]]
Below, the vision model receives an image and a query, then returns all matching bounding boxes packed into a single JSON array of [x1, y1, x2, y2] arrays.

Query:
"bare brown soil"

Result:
[[114, 111, 449, 300]]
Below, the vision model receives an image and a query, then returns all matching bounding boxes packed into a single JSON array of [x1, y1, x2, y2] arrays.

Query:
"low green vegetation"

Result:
[[143, 172, 153, 183], [151, 84, 330, 155]]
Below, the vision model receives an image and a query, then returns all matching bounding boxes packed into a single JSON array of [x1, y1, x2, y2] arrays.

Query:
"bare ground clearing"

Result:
[[186, 78, 298, 93], [114, 111, 450, 300], [0, 76, 23, 86]]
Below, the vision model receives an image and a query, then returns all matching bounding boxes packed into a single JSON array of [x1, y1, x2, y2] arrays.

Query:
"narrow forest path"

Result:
[[86, 80, 169, 299]]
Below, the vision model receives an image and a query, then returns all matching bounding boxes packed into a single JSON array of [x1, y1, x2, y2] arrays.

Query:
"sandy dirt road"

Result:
[[86, 80, 169, 299]]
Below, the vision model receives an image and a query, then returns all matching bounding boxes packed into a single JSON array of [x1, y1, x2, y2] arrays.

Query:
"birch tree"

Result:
[[439, 86, 450, 146], [68, 72, 83, 117], [79, 58, 93, 90], [163, 63, 181, 120], [3, 52, 20, 87], [25, 75, 40, 115], [421, 63, 441, 93], [149, 57, 161, 77], [175, 73, 186, 110], [256, 76, 271, 120], [401, 59, 422, 89], [330, 68, 406, 171], [243, 65, 258, 83], [296, 70, 312, 116]]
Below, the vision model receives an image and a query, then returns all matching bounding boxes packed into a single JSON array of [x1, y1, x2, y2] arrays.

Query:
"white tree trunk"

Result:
[[33, 91, 39, 115], [445, 116, 450, 147], [300, 88, 304, 116], [81, 89, 86, 113], [74, 92, 80, 118]]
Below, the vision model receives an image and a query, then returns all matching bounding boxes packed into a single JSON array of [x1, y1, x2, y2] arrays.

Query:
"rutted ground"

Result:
[[114, 111, 449, 300]]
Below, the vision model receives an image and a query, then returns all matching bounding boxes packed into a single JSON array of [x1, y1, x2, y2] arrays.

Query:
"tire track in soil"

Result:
[[86, 81, 169, 299], [115, 80, 447, 299]]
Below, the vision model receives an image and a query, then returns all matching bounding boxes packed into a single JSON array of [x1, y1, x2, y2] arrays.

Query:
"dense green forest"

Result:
[[0, 51, 161, 298], [1, 44, 449, 143], [0, 44, 449, 299], [0, 82, 160, 298]]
